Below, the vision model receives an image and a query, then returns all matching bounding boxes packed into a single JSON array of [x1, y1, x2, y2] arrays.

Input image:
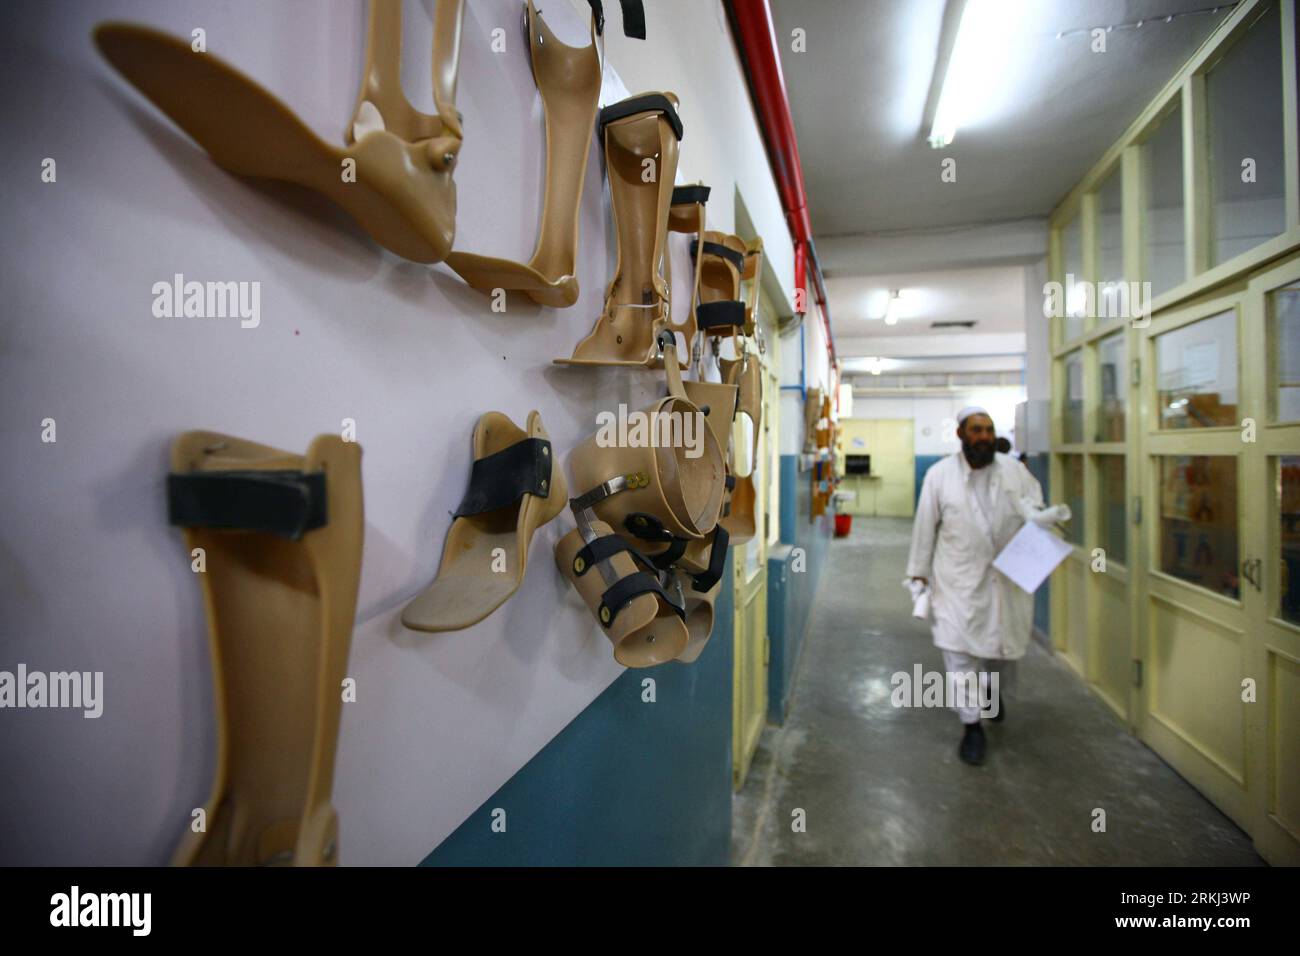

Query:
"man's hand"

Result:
[[911, 576, 928, 587]]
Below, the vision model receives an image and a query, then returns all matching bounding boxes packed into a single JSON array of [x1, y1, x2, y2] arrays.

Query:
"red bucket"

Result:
[[834, 513, 852, 537]]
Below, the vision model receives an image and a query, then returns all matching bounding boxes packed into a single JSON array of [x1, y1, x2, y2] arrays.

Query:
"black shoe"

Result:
[[959, 723, 986, 765]]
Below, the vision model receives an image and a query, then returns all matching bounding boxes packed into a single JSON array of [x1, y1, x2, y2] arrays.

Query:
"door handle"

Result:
[[1241, 557, 1262, 592]]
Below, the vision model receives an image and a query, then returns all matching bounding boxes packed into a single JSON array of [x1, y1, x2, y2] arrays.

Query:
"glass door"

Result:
[[1137, 291, 1252, 829], [1136, 250, 1300, 864], [1241, 255, 1300, 865]]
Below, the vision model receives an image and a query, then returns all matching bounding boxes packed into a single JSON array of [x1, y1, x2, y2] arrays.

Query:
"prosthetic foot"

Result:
[[444, 0, 603, 307], [167, 431, 363, 866], [95, 0, 464, 263], [402, 411, 565, 632], [556, 92, 690, 368]]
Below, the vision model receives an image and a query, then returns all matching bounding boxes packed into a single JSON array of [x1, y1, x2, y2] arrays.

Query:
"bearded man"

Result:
[[906, 407, 1044, 765]]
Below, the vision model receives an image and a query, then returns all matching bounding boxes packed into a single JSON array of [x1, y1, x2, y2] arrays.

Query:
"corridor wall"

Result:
[[424, 554, 737, 866], [846, 392, 1025, 504], [0, 0, 815, 865]]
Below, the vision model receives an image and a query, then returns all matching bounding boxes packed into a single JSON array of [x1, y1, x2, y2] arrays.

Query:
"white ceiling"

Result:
[[825, 264, 1026, 335], [772, 0, 1233, 236]]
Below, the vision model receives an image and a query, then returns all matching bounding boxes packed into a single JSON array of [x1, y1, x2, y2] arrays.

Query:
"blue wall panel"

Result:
[[424, 453, 838, 865], [767, 455, 831, 726], [421, 553, 737, 867], [914, 455, 944, 506], [767, 548, 794, 726]]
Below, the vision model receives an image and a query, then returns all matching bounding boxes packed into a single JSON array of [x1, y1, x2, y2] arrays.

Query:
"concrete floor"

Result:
[[731, 516, 1264, 866]]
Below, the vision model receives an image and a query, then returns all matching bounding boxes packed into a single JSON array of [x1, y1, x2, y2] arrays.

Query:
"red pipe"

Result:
[[725, 0, 837, 367]]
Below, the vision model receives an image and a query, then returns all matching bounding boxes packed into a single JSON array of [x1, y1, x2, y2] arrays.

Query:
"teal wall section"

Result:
[[915, 455, 944, 505], [768, 454, 831, 725], [421, 552, 737, 867], [423, 457, 836, 866]]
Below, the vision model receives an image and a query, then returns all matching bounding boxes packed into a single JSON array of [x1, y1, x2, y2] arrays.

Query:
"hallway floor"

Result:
[[731, 517, 1264, 866]]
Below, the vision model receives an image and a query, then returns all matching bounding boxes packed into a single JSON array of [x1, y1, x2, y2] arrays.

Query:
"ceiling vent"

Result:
[[930, 320, 977, 329]]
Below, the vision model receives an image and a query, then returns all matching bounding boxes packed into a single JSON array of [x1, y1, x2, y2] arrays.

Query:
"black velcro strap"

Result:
[[587, 0, 646, 39], [167, 470, 327, 541], [671, 184, 711, 207], [455, 437, 551, 517], [600, 93, 683, 141], [573, 534, 655, 576], [691, 239, 745, 273], [697, 299, 745, 331], [624, 512, 672, 541], [691, 527, 729, 593], [598, 572, 686, 628], [650, 537, 687, 570]]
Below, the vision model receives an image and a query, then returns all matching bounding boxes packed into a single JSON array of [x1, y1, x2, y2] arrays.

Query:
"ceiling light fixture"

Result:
[[928, 0, 1003, 149], [884, 289, 902, 326]]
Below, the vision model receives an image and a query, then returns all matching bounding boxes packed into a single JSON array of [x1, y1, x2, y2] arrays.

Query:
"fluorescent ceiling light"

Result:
[[843, 356, 893, 376], [884, 290, 902, 325], [928, 0, 1009, 149]]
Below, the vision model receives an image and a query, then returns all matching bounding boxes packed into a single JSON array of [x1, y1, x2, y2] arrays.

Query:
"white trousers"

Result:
[[941, 649, 1016, 724]]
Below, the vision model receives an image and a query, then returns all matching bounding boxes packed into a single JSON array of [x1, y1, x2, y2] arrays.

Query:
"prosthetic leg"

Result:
[[556, 92, 692, 368], [445, 0, 604, 307], [95, 0, 465, 263], [167, 431, 363, 866], [556, 336, 727, 666]]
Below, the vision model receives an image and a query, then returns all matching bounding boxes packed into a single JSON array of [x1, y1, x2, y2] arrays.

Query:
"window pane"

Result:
[[1271, 284, 1300, 423], [1063, 455, 1085, 546], [1207, 2, 1286, 267], [1097, 332, 1126, 441], [1064, 351, 1084, 443], [1282, 456, 1300, 626], [1155, 309, 1238, 428], [1097, 455, 1127, 566], [1159, 455, 1239, 600], [1061, 214, 1084, 343], [1142, 105, 1185, 297], [1098, 168, 1123, 285]]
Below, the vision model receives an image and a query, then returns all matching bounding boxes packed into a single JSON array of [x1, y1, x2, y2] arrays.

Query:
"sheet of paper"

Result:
[[993, 521, 1073, 594]]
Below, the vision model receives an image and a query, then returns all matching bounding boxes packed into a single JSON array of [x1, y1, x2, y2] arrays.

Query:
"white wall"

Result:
[[851, 388, 1027, 457], [0, 0, 802, 865]]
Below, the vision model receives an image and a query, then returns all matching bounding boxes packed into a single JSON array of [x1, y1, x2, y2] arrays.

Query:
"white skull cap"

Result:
[[956, 405, 990, 425]]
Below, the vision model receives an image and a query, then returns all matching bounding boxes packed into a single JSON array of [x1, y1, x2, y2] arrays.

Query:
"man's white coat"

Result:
[[907, 452, 1044, 659]]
